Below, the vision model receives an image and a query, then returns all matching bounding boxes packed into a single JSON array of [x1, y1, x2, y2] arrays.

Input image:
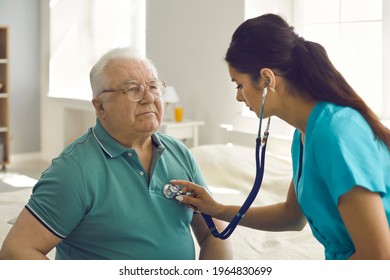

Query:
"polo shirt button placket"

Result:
[[139, 171, 144, 176]]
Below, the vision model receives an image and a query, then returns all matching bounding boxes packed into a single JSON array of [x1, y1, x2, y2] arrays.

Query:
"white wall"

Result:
[[39, 0, 248, 161], [0, 0, 295, 161], [38, 0, 296, 161], [0, 0, 41, 155], [245, 0, 293, 19], [146, 0, 245, 145], [146, 0, 294, 147]]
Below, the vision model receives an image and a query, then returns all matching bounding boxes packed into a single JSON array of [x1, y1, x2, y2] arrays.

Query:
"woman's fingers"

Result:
[[174, 195, 197, 210], [170, 180, 218, 216], [170, 180, 202, 193]]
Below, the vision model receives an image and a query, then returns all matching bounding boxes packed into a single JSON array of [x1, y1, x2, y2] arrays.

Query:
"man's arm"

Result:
[[0, 208, 61, 259], [191, 213, 233, 260]]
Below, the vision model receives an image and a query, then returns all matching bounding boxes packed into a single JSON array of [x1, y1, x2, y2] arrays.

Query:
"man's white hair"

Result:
[[90, 47, 158, 98]]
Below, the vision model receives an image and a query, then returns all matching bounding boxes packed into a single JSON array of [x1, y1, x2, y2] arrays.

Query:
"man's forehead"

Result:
[[105, 58, 155, 81]]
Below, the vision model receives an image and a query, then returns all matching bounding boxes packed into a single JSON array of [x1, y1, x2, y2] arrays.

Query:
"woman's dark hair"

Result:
[[225, 13, 390, 148]]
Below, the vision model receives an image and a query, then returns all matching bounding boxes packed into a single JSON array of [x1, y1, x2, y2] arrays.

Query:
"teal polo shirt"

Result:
[[292, 102, 390, 260], [26, 119, 207, 259]]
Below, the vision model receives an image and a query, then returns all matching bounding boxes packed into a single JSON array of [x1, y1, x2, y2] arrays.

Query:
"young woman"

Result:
[[173, 14, 390, 260]]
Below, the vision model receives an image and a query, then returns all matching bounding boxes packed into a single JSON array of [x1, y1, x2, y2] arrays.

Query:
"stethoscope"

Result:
[[163, 83, 271, 240]]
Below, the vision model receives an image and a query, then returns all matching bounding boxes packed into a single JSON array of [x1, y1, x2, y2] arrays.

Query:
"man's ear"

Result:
[[92, 98, 104, 115]]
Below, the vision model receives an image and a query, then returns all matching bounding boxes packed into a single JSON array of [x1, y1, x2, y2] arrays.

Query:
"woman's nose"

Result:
[[236, 91, 245, 102]]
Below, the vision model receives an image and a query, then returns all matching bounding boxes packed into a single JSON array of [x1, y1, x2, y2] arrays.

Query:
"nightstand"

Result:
[[159, 120, 205, 147]]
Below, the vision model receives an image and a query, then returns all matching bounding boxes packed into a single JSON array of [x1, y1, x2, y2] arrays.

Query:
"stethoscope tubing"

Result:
[[201, 85, 271, 239], [201, 135, 268, 239]]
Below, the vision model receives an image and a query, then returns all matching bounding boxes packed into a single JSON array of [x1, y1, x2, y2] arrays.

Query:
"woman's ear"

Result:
[[259, 68, 276, 89]]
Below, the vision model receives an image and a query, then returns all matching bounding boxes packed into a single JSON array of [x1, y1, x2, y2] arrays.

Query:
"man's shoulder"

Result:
[[155, 132, 189, 150]]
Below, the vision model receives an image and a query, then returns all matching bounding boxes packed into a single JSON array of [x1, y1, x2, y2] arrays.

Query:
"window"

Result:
[[298, 0, 383, 116], [49, 0, 145, 100], [241, 0, 386, 119]]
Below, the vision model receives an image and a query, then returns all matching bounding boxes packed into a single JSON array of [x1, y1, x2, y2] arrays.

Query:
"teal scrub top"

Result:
[[291, 102, 390, 260], [26, 119, 207, 260]]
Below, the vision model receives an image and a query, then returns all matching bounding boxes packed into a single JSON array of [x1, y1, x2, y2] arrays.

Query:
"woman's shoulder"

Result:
[[313, 102, 371, 137]]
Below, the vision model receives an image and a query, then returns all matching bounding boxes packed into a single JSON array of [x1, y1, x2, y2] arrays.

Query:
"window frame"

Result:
[[293, 0, 388, 119]]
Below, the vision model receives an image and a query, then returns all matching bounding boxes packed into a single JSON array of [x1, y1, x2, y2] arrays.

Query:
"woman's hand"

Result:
[[170, 180, 223, 218]]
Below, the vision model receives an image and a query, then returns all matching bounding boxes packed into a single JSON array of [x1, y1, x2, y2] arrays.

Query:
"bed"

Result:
[[190, 143, 324, 259]]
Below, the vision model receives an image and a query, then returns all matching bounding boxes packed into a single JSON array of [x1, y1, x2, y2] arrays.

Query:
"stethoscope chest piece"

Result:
[[163, 183, 182, 199]]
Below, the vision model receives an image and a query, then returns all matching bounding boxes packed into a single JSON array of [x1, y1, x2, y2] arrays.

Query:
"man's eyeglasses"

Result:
[[99, 80, 166, 102]]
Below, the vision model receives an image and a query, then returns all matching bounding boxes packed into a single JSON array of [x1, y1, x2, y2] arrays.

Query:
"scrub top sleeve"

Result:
[[27, 154, 87, 238], [314, 116, 386, 205]]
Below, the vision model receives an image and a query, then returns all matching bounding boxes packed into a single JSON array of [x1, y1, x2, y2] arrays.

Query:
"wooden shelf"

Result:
[[0, 26, 10, 168]]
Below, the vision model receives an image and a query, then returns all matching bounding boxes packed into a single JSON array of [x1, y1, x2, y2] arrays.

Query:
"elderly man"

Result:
[[0, 48, 232, 260]]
